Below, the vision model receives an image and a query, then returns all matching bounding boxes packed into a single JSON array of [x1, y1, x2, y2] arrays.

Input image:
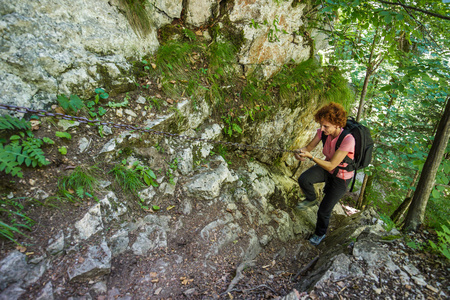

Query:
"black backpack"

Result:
[[321, 117, 374, 191]]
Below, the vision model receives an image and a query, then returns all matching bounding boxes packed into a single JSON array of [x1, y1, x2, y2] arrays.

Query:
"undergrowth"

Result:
[[57, 165, 100, 202]]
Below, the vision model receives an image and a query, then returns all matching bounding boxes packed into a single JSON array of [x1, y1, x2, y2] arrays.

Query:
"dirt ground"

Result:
[[1, 85, 449, 299]]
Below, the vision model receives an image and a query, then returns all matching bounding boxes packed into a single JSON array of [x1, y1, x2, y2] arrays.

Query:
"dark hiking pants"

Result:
[[298, 165, 351, 236]]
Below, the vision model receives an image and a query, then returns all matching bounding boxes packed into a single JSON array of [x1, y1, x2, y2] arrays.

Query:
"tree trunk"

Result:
[[356, 174, 370, 209], [390, 170, 419, 224], [404, 98, 450, 231], [356, 69, 371, 122]]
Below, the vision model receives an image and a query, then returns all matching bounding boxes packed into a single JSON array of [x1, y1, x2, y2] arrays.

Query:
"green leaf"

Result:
[[56, 132, 72, 139], [98, 107, 107, 116], [432, 189, 440, 198], [58, 146, 67, 155], [152, 205, 160, 211], [95, 88, 105, 94], [384, 15, 392, 24]]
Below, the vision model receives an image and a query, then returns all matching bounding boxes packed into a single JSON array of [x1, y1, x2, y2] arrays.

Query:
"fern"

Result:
[[21, 138, 50, 167], [0, 115, 30, 131], [76, 187, 85, 199], [0, 144, 24, 177], [0, 137, 50, 177]]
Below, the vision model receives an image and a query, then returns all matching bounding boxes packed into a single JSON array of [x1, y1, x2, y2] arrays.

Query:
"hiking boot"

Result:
[[309, 234, 326, 246], [295, 200, 318, 210]]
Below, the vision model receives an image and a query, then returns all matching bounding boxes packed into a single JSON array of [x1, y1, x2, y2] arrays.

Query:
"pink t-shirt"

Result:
[[317, 128, 355, 180]]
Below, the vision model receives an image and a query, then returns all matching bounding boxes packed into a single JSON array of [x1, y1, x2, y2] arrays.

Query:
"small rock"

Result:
[[412, 275, 427, 286], [154, 287, 162, 295], [136, 96, 146, 104], [426, 285, 438, 293], [124, 109, 137, 117], [183, 288, 196, 296], [116, 108, 123, 117]]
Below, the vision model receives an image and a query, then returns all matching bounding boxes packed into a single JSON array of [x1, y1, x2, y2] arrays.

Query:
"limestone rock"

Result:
[[67, 241, 112, 282]]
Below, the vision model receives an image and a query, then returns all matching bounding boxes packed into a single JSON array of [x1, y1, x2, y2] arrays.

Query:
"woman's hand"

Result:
[[294, 148, 310, 161]]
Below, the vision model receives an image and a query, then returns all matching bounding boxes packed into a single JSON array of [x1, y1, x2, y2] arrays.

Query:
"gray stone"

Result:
[[58, 119, 79, 131], [36, 281, 54, 300], [177, 148, 193, 175], [109, 229, 129, 256], [47, 230, 65, 255], [0, 251, 28, 290], [99, 139, 116, 154], [67, 241, 112, 282], [75, 203, 103, 240], [184, 156, 237, 200], [78, 137, 91, 153], [131, 215, 171, 255]]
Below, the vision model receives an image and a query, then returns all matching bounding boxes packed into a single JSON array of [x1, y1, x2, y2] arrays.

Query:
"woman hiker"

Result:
[[294, 102, 355, 246]]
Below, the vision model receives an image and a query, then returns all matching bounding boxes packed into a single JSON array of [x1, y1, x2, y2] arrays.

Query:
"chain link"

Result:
[[0, 103, 299, 154]]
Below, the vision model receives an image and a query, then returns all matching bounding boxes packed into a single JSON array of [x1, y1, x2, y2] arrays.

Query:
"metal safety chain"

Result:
[[0, 104, 299, 154]]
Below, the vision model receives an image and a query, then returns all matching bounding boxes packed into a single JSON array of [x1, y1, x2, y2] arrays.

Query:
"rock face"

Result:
[[0, 0, 323, 109]]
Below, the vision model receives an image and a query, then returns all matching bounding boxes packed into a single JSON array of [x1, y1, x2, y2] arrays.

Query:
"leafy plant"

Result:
[[55, 131, 72, 140], [0, 197, 34, 243], [429, 223, 450, 260], [107, 93, 130, 108], [132, 161, 159, 188], [1, 116, 51, 177], [183, 28, 197, 41], [95, 88, 109, 104], [222, 112, 243, 137], [85, 88, 108, 118], [167, 158, 179, 185], [57, 165, 100, 202], [110, 163, 143, 194], [0, 114, 30, 131], [58, 146, 67, 155], [57, 94, 84, 114], [379, 213, 396, 232]]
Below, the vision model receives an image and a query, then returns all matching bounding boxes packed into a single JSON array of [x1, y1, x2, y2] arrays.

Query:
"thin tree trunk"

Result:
[[356, 70, 371, 122], [391, 170, 419, 224], [356, 174, 369, 209], [404, 97, 450, 231]]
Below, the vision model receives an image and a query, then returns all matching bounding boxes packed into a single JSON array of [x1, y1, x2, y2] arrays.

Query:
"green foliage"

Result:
[[117, 0, 152, 37], [166, 158, 178, 185], [0, 114, 30, 131], [0, 196, 34, 243], [0, 117, 51, 177], [379, 213, 396, 232], [132, 161, 159, 187], [55, 132, 72, 139], [110, 160, 158, 196], [57, 94, 84, 114], [183, 28, 197, 41], [222, 112, 243, 137], [95, 88, 109, 103], [57, 165, 100, 202], [271, 59, 354, 109], [107, 93, 129, 108], [429, 224, 450, 260], [58, 146, 67, 155], [85, 88, 109, 118]]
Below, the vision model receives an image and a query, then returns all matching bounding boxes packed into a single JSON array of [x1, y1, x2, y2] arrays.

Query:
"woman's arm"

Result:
[[307, 149, 349, 172]]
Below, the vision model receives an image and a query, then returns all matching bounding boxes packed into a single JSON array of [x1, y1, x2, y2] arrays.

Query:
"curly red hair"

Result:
[[314, 102, 347, 128]]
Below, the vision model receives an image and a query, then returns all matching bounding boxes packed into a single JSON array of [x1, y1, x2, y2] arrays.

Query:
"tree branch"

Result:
[[378, 0, 450, 21]]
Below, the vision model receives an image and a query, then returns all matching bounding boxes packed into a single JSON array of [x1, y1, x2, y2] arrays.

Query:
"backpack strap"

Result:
[[320, 131, 327, 146], [332, 129, 354, 176]]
